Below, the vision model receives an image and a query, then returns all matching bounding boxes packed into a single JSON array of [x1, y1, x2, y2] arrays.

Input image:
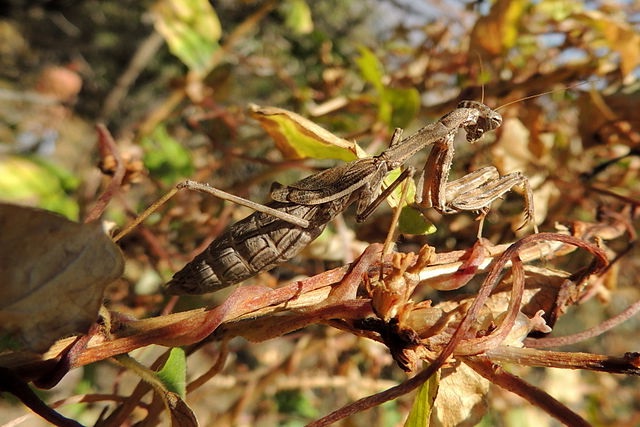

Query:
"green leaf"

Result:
[[275, 389, 318, 418], [381, 86, 421, 129], [141, 125, 195, 184], [383, 168, 415, 208], [156, 348, 187, 398], [280, 0, 313, 35], [356, 47, 420, 129], [399, 206, 436, 235], [356, 46, 385, 92], [0, 156, 79, 219], [153, 0, 221, 76], [404, 371, 440, 427], [381, 169, 435, 235]]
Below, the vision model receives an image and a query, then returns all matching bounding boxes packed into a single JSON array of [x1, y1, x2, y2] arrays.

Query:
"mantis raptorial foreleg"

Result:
[[442, 167, 534, 222], [416, 107, 537, 234]]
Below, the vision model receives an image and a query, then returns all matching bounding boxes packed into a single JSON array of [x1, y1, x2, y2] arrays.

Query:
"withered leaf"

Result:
[[431, 362, 490, 427], [0, 203, 123, 353], [166, 391, 198, 427], [578, 90, 640, 148]]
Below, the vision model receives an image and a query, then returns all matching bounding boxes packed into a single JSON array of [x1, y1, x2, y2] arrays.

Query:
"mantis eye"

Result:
[[457, 102, 502, 142], [488, 114, 502, 130], [466, 111, 502, 141]]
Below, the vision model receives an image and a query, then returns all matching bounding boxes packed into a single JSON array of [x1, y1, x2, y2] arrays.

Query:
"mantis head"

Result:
[[457, 100, 503, 142]]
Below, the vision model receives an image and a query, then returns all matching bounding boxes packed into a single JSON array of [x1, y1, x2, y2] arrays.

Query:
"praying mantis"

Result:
[[164, 100, 534, 294]]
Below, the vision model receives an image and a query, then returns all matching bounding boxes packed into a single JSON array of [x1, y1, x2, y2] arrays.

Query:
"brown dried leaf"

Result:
[[431, 362, 490, 427], [166, 391, 198, 427], [0, 203, 123, 353], [578, 90, 640, 148], [492, 117, 553, 226]]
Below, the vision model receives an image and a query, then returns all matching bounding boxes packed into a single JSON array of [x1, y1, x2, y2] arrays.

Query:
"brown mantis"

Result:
[[165, 100, 534, 294], [418, 100, 535, 234]]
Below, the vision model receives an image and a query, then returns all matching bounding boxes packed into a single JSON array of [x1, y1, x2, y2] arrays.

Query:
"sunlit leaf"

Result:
[[405, 371, 439, 427], [153, 0, 221, 76], [249, 104, 362, 161], [535, 0, 584, 21], [356, 45, 385, 92], [381, 169, 435, 235], [0, 156, 79, 219], [383, 168, 416, 208], [399, 206, 436, 235], [280, 0, 313, 35], [116, 353, 196, 425], [470, 0, 527, 55], [0, 203, 124, 353], [357, 47, 420, 129], [141, 125, 195, 184], [156, 347, 187, 398]]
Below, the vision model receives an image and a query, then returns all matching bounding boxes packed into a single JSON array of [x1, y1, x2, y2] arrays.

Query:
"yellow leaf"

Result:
[[249, 104, 362, 161], [470, 0, 527, 55], [0, 156, 79, 219], [579, 10, 640, 79], [281, 0, 313, 35], [153, 0, 221, 76]]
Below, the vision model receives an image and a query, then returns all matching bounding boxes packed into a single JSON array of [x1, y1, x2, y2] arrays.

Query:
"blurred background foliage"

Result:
[[1, 0, 639, 425]]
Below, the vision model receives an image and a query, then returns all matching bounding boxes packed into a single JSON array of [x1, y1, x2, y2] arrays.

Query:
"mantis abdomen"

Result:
[[166, 197, 352, 294]]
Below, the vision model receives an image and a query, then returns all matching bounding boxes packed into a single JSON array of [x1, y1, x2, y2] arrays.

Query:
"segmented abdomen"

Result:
[[166, 198, 348, 295]]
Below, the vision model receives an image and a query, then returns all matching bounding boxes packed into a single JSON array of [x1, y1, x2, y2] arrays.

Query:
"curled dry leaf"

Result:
[[166, 391, 198, 427], [0, 203, 123, 353]]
